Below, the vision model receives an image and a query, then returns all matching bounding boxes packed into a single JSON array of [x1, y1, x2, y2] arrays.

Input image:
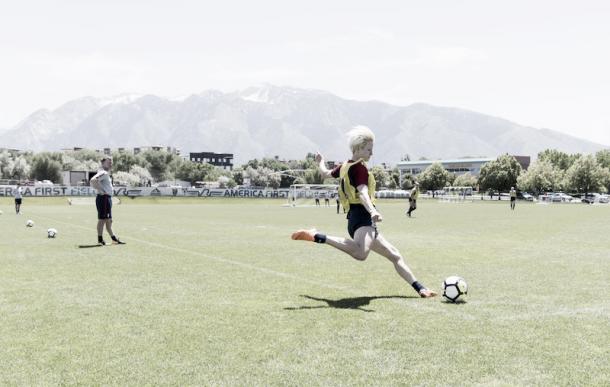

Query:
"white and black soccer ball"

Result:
[[442, 276, 468, 303], [47, 228, 58, 238], [26, 219, 34, 227]]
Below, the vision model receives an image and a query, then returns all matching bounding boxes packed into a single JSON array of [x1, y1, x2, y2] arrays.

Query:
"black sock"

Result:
[[314, 233, 326, 243], [111, 235, 118, 241], [98, 235, 104, 242], [411, 281, 425, 293]]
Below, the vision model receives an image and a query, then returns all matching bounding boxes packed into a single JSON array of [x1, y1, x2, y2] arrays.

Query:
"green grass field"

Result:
[[0, 197, 609, 385]]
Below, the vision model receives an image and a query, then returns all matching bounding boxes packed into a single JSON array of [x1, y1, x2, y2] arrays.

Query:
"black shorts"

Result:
[[96, 195, 112, 219], [347, 204, 373, 238], [511, 197, 516, 202], [409, 198, 417, 209], [15, 198, 22, 205]]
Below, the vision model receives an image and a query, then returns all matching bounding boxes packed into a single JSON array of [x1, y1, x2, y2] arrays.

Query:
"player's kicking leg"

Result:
[[370, 234, 436, 297], [291, 227, 436, 298]]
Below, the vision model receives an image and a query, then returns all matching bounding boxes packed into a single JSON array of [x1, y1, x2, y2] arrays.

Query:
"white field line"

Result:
[[33, 212, 456, 315], [32, 212, 607, 320], [33, 213, 353, 292]]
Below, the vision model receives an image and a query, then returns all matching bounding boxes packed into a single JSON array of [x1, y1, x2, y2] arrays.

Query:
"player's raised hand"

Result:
[[314, 152, 324, 164]]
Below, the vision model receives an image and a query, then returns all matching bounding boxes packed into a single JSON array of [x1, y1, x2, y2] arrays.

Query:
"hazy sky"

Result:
[[1, 0, 609, 145]]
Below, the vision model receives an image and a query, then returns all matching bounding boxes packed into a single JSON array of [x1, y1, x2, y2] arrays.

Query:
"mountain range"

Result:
[[1, 85, 606, 164]]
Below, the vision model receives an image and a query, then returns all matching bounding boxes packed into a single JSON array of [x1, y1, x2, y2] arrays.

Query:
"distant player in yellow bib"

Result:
[[291, 126, 437, 298], [510, 186, 517, 210]]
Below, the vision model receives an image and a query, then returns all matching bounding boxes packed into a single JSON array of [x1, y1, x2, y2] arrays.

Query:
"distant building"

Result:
[[190, 152, 234, 170], [0, 147, 22, 154], [61, 147, 86, 153], [62, 170, 98, 186], [134, 146, 180, 155], [398, 158, 494, 178], [397, 155, 531, 183], [61, 146, 180, 156], [513, 155, 531, 171]]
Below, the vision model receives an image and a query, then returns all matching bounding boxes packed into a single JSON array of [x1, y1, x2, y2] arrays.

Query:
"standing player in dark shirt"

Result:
[[406, 182, 419, 217], [291, 126, 437, 298]]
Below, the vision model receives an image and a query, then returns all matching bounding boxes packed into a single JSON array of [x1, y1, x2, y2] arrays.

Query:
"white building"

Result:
[[397, 155, 531, 184]]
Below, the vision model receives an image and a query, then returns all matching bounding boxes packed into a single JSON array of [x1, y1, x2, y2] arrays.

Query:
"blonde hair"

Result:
[[346, 125, 375, 153]]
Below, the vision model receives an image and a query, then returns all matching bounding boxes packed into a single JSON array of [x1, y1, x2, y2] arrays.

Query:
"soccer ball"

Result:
[[0, 210, 3, 215], [26, 219, 34, 227], [47, 228, 58, 238], [442, 276, 468, 303]]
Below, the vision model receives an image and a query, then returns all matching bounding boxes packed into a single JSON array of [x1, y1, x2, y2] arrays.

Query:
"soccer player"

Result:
[[90, 157, 125, 245], [14, 183, 23, 214], [510, 186, 517, 210], [291, 126, 437, 298], [406, 182, 419, 217]]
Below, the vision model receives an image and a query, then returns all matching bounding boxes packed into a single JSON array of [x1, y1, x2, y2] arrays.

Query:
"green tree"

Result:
[[140, 150, 182, 181], [478, 154, 522, 192], [538, 149, 579, 171], [217, 176, 230, 188], [73, 149, 103, 163], [516, 159, 563, 194], [113, 171, 140, 186], [0, 150, 12, 178], [387, 168, 400, 189], [418, 162, 450, 191], [8, 156, 31, 179], [244, 166, 280, 187], [232, 168, 244, 185], [400, 173, 415, 190], [266, 169, 281, 189], [453, 172, 478, 188], [245, 159, 260, 170], [304, 168, 325, 184], [175, 161, 215, 184], [595, 149, 610, 169], [62, 154, 98, 172], [293, 176, 306, 185], [279, 173, 297, 188], [600, 167, 610, 193], [446, 172, 456, 186], [129, 166, 153, 186], [31, 154, 62, 182], [563, 154, 605, 193], [112, 151, 143, 173], [370, 166, 390, 188], [288, 153, 318, 171], [242, 157, 300, 188]]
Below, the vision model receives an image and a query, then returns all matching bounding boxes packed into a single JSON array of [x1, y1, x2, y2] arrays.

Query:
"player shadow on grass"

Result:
[[284, 295, 417, 313]]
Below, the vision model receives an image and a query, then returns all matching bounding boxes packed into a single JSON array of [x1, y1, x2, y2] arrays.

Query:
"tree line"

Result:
[[1, 148, 609, 194], [408, 149, 610, 195]]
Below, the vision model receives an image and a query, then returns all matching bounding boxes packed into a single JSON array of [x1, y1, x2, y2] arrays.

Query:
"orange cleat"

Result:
[[291, 228, 317, 242], [419, 289, 438, 298]]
